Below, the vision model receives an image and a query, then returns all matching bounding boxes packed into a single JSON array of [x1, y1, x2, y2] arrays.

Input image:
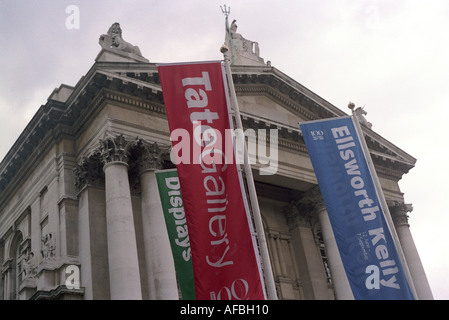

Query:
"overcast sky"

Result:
[[1, 0, 448, 299]]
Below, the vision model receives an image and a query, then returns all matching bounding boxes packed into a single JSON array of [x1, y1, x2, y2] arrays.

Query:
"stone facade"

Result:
[[0, 23, 433, 300]]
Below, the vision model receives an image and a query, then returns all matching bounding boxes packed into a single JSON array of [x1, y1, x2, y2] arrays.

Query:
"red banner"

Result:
[[157, 62, 265, 300]]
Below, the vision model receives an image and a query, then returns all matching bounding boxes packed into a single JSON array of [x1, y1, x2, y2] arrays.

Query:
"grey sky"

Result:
[[1, 0, 448, 299]]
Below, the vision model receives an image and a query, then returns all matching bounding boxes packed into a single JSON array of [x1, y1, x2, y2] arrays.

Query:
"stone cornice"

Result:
[[231, 67, 416, 176], [0, 60, 417, 209], [0, 67, 165, 207], [231, 65, 347, 119], [240, 110, 412, 180], [0, 104, 65, 211]]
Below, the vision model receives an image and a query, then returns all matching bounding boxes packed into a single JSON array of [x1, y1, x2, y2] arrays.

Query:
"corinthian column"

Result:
[[137, 140, 178, 299], [285, 201, 331, 299], [100, 134, 142, 300], [389, 201, 433, 300], [304, 187, 354, 300]]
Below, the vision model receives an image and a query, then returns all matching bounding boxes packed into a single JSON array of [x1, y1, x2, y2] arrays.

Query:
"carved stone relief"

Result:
[[41, 233, 56, 260], [21, 247, 37, 279]]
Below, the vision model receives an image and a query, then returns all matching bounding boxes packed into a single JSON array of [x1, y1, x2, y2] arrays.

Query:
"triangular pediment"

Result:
[[231, 65, 416, 173], [81, 61, 415, 175], [0, 59, 416, 202], [238, 95, 308, 128], [71, 61, 416, 176], [363, 126, 416, 174]]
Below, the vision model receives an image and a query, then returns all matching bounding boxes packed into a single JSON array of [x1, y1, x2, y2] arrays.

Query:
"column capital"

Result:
[[285, 186, 325, 229], [99, 134, 132, 165], [284, 201, 312, 228], [387, 200, 413, 227], [135, 139, 170, 173], [299, 186, 326, 214], [73, 152, 104, 191]]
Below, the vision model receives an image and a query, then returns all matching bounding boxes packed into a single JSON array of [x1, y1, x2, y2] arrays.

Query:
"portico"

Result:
[[0, 22, 432, 300]]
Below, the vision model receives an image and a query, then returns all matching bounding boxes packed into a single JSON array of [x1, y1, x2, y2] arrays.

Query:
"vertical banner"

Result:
[[155, 169, 195, 300], [300, 116, 415, 300], [157, 61, 265, 300]]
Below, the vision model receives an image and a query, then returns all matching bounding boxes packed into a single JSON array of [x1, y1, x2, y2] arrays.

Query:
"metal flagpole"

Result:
[[220, 45, 278, 300], [220, 4, 235, 65], [350, 109, 418, 299]]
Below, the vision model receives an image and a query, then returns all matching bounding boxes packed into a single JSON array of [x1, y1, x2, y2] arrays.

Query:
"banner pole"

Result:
[[220, 45, 278, 300], [351, 112, 418, 299]]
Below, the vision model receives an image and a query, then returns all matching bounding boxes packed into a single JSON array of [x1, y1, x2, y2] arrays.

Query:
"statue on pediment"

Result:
[[348, 102, 373, 129], [99, 22, 143, 57], [225, 19, 265, 66], [229, 20, 260, 58]]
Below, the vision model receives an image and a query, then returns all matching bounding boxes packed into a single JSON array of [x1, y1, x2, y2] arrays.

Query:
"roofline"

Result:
[[0, 59, 416, 207]]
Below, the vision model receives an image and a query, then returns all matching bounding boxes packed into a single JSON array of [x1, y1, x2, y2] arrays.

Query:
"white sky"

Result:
[[1, 0, 448, 299]]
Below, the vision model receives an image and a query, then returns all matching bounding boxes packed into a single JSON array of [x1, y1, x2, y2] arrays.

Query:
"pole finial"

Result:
[[220, 45, 229, 54], [348, 101, 355, 113]]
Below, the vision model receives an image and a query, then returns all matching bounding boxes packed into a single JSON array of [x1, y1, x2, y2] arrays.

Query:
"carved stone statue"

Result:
[[22, 248, 37, 279], [99, 22, 143, 57], [41, 233, 56, 260], [225, 19, 265, 66], [230, 20, 260, 57], [348, 102, 373, 129]]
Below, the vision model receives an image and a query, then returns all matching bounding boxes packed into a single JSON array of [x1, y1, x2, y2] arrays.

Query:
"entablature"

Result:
[[0, 59, 417, 210]]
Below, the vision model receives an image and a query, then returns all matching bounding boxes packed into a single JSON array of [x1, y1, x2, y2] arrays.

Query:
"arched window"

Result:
[[7, 232, 23, 300]]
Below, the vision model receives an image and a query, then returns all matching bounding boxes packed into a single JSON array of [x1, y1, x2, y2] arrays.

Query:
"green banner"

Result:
[[155, 169, 195, 300]]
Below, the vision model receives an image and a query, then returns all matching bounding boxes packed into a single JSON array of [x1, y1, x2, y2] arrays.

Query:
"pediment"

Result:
[[0, 60, 416, 202], [363, 126, 416, 175], [238, 95, 308, 128], [231, 65, 416, 175]]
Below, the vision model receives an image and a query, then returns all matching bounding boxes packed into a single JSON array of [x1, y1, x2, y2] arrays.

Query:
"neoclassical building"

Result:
[[0, 22, 433, 300]]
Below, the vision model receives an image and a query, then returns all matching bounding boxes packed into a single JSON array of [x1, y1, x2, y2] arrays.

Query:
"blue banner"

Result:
[[300, 116, 414, 300]]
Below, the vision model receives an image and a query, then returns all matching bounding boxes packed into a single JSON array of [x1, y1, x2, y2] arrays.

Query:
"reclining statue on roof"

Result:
[[99, 22, 142, 57]]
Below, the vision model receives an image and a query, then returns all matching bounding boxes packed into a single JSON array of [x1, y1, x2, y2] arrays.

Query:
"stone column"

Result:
[[305, 187, 354, 300], [267, 233, 281, 277], [74, 153, 109, 299], [389, 201, 434, 300], [274, 234, 288, 277], [1, 259, 13, 300], [100, 135, 142, 300], [137, 140, 178, 300], [317, 206, 354, 300], [285, 201, 331, 300]]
